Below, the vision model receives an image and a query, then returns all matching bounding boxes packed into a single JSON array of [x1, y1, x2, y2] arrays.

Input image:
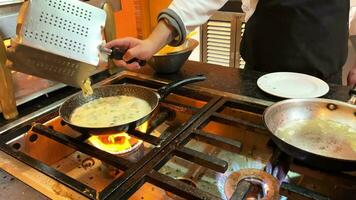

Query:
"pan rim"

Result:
[[59, 84, 160, 129], [263, 98, 356, 163], [264, 98, 356, 109]]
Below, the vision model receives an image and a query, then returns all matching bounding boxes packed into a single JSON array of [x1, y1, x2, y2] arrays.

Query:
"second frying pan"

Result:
[[263, 86, 356, 171], [59, 75, 206, 135]]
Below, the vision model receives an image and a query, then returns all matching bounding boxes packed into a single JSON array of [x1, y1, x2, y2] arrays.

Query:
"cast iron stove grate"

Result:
[[109, 98, 356, 200], [0, 74, 220, 199], [0, 73, 355, 199]]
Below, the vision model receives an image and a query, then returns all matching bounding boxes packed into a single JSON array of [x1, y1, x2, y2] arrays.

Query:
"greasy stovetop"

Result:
[[0, 70, 355, 200], [0, 72, 219, 199]]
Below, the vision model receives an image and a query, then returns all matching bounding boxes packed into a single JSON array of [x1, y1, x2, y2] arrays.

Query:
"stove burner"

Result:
[[89, 134, 144, 155], [225, 169, 280, 200], [88, 122, 148, 155]]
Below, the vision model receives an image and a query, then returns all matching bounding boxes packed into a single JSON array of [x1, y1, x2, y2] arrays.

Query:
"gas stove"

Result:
[[0, 71, 355, 200]]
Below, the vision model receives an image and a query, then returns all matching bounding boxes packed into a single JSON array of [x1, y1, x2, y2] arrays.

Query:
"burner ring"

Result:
[[225, 169, 280, 200], [111, 140, 144, 155], [88, 135, 144, 155]]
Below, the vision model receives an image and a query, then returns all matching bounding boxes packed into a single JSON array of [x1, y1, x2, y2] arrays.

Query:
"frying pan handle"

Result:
[[157, 74, 207, 100], [110, 47, 146, 66]]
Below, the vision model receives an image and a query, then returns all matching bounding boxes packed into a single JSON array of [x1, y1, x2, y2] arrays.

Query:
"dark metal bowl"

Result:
[[148, 38, 199, 74]]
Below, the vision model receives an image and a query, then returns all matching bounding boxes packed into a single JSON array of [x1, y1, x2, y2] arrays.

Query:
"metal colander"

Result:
[[6, 0, 107, 87]]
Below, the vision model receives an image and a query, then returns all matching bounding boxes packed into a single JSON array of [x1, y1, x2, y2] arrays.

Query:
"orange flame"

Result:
[[88, 122, 148, 154]]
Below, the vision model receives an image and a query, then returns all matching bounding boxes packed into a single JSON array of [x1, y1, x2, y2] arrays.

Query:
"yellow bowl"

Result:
[[148, 38, 199, 74]]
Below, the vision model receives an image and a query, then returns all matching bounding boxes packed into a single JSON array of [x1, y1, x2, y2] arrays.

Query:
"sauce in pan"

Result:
[[70, 96, 152, 127], [275, 119, 356, 160]]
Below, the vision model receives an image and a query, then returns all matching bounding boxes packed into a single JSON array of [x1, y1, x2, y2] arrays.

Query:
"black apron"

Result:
[[240, 0, 349, 84]]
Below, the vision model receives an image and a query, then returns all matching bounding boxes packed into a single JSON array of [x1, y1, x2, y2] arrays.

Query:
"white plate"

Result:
[[257, 72, 329, 98]]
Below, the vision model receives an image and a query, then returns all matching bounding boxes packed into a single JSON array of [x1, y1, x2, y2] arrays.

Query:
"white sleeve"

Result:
[[168, 0, 229, 33]]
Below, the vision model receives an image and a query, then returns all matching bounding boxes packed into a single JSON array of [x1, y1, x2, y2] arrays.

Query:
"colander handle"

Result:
[[109, 47, 146, 66]]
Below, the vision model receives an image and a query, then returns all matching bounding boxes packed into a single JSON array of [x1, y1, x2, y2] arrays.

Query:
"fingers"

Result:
[[105, 38, 148, 70], [104, 37, 136, 49], [123, 47, 140, 62], [123, 42, 154, 62], [113, 60, 141, 70]]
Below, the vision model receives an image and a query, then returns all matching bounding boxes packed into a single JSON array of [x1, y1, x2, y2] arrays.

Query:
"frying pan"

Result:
[[59, 75, 206, 135], [263, 87, 356, 171]]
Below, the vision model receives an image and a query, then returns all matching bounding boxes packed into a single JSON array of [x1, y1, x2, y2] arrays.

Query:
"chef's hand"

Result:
[[105, 38, 156, 70], [348, 66, 356, 86], [104, 20, 176, 70]]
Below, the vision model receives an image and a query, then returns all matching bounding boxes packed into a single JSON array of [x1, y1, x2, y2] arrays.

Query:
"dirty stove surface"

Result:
[[0, 72, 355, 200]]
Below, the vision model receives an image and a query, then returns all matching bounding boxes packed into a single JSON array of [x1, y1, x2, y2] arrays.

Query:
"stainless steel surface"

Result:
[[0, 70, 66, 112], [264, 98, 356, 160], [12, 72, 66, 106], [19, 0, 106, 66], [0, 0, 23, 6], [7, 40, 97, 88], [0, 96, 67, 135], [0, 2, 22, 39], [0, 168, 49, 200], [149, 38, 199, 74], [7, 0, 107, 87]]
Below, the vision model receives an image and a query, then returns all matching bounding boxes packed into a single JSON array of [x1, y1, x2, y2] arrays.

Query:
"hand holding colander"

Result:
[[6, 0, 139, 88], [100, 46, 146, 67]]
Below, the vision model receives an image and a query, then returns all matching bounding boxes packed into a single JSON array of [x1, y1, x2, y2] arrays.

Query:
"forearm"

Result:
[[146, 20, 176, 54], [158, 0, 228, 46]]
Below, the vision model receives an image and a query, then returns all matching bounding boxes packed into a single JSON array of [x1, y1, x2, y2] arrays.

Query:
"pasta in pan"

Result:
[[70, 96, 152, 127]]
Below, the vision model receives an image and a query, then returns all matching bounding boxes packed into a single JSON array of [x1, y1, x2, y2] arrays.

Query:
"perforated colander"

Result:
[[7, 0, 107, 87]]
